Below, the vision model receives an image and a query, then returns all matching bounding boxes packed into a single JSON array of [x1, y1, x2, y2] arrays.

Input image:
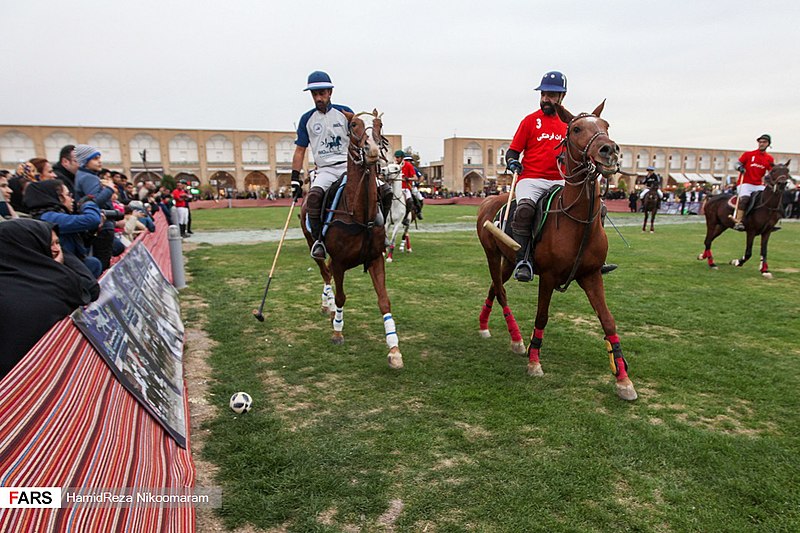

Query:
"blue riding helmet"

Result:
[[535, 71, 568, 93], [304, 71, 334, 91], [646, 166, 655, 171]]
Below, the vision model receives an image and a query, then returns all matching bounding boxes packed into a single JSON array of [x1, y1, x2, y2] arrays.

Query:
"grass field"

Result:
[[184, 207, 800, 532]]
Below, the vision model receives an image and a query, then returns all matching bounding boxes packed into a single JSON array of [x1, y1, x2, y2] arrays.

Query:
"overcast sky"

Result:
[[2, 0, 798, 165]]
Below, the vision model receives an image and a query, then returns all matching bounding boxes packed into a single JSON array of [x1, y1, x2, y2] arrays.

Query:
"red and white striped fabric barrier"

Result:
[[0, 212, 195, 532]]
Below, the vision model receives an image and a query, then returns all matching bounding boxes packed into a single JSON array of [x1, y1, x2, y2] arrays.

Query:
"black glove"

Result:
[[736, 163, 745, 173], [507, 159, 523, 175], [290, 170, 303, 200]]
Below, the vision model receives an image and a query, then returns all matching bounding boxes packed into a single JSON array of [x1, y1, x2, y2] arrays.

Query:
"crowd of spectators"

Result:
[[0, 144, 194, 379]]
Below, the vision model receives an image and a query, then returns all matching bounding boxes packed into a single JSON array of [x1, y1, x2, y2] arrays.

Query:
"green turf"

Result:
[[183, 211, 800, 532], [190, 204, 482, 231]]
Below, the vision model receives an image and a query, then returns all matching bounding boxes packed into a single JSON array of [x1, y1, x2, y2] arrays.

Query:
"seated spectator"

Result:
[[74, 144, 117, 271], [52, 145, 79, 196], [23, 179, 104, 278], [122, 205, 147, 241], [1, 172, 19, 220], [7, 161, 37, 212], [128, 200, 156, 232], [29, 157, 58, 181], [0, 219, 100, 379]]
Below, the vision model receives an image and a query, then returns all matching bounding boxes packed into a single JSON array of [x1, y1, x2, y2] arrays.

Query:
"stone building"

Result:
[[0, 125, 403, 195], [421, 137, 800, 194]]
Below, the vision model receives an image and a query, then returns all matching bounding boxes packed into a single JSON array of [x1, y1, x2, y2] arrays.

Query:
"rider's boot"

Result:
[[415, 196, 424, 219], [732, 195, 749, 231], [379, 183, 393, 221], [512, 199, 536, 282], [306, 186, 327, 260]]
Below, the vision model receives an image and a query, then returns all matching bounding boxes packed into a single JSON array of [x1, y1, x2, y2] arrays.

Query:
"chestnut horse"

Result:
[[300, 110, 403, 369], [697, 162, 791, 278], [641, 187, 659, 233], [476, 101, 637, 401]]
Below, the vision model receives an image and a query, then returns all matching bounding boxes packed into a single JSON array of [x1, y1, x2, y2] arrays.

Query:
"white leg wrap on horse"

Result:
[[323, 284, 335, 311], [383, 313, 399, 349], [333, 307, 344, 332]]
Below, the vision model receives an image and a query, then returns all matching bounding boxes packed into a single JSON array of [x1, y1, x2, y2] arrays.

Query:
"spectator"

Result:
[[628, 191, 637, 213], [679, 189, 687, 215], [23, 179, 104, 278], [52, 145, 79, 196], [74, 144, 117, 271], [0, 218, 100, 379], [7, 162, 37, 212], [1, 172, 19, 219], [29, 157, 57, 181]]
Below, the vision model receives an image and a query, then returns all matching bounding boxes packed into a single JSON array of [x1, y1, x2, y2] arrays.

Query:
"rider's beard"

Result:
[[541, 102, 556, 116]]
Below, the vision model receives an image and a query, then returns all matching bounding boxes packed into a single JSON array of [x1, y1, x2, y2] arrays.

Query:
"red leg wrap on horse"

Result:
[[503, 306, 522, 342], [528, 328, 544, 363], [605, 335, 629, 379], [606, 333, 620, 345], [615, 357, 629, 380], [479, 299, 493, 330]]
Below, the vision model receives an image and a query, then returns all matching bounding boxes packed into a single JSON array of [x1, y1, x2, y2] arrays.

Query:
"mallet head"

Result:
[[252, 309, 265, 322]]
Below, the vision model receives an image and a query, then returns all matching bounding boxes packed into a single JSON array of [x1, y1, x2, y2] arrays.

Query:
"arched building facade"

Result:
[[0, 125, 403, 196]]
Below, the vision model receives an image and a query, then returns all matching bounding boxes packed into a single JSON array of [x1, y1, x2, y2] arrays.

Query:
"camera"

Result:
[[102, 209, 124, 221]]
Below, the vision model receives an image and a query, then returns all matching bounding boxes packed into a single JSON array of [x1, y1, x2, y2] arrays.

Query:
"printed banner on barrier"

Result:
[[72, 242, 186, 448]]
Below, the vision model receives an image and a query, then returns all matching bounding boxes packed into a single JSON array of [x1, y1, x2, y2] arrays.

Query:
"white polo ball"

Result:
[[229, 392, 253, 414]]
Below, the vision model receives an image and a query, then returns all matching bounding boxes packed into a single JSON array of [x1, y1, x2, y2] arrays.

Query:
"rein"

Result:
[[551, 113, 612, 292]]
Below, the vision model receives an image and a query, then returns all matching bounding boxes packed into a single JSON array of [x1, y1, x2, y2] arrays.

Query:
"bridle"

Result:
[[554, 113, 616, 225], [550, 112, 618, 293]]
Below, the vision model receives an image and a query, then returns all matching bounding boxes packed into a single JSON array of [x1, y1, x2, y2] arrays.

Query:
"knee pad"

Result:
[[306, 186, 324, 214], [512, 199, 536, 233]]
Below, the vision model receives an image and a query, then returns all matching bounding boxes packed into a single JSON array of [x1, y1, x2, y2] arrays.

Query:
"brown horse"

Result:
[[476, 101, 637, 401], [300, 110, 403, 369], [641, 187, 659, 233], [697, 162, 791, 278]]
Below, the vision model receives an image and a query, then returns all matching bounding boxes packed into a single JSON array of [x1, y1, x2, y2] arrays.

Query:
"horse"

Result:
[[697, 163, 791, 278], [476, 101, 637, 401], [300, 109, 404, 369], [641, 187, 659, 233], [382, 163, 415, 262]]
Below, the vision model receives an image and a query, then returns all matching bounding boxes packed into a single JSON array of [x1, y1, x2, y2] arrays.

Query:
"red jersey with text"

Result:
[[172, 188, 189, 208], [509, 109, 566, 181], [401, 161, 415, 190], [738, 149, 774, 186]]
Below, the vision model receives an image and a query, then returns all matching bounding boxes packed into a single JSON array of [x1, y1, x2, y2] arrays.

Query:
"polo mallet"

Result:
[[731, 170, 745, 221], [252, 199, 299, 322], [604, 214, 631, 248], [482, 171, 521, 251]]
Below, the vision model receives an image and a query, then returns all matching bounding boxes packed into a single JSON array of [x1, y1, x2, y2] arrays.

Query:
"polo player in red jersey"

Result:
[[506, 70, 616, 281], [733, 134, 775, 231]]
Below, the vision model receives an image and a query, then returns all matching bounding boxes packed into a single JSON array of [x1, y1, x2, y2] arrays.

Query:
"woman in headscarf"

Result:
[[7, 161, 37, 212], [0, 219, 100, 379], [23, 179, 104, 278]]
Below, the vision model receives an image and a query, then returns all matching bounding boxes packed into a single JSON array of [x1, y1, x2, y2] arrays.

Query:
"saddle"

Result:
[[725, 192, 761, 216], [305, 174, 347, 237], [493, 185, 563, 243]]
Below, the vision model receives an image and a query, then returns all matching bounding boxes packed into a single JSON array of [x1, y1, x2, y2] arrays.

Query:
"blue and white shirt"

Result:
[[296, 103, 354, 167]]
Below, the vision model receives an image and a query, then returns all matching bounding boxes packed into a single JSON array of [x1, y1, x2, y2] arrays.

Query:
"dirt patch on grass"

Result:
[[454, 421, 492, 441], [651, 398, 779, 436], [182, 293, 226, 532]]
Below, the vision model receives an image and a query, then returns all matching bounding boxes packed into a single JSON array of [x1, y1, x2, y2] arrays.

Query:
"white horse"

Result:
[[382, 163, 413, 262]]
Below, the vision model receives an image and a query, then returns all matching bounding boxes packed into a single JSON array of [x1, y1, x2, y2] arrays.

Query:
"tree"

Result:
[[403, 146, 422, 170], [160, 174, 177, 191]]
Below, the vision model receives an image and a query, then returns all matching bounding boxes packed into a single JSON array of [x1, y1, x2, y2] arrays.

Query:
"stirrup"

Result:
[[310, 240, 327, 260], [600, 263, 618, 275], [514, 260, 533, 282]]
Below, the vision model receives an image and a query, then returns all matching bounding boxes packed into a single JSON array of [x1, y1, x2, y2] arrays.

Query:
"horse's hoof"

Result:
[[650, 230, 654, 234], [479, 329, 491, 339], [527, 362, 544, 377], [387, 349, 404, 369], [711, 265, 718, 270], [386, 257, 393, 263], [331, 333, 344, 345], [615, 378, 638, 401], [762, 271, 773, 279], [511, 341, 526, 354], [696, 253, 704, 260], [407, 249, 413, 254], [730, 259, 741, 267], [320, 307, 329, 315]]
